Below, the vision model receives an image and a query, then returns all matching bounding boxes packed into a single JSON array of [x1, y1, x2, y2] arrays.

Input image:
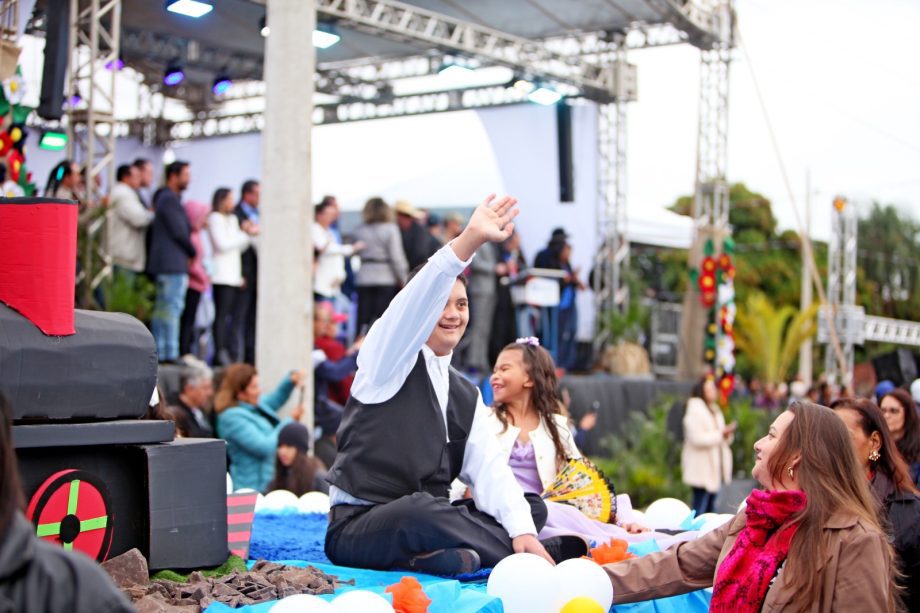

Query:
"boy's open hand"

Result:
[[452, 194, 519, 261]]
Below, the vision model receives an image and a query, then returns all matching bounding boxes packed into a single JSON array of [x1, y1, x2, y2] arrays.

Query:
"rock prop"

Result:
[[104, 551, 351, 612]]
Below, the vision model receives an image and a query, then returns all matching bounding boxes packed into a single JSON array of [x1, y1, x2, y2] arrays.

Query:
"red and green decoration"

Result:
[[689, 238, 736, 404], [0, 68, 37, 197], [26, 469, 115, 562]]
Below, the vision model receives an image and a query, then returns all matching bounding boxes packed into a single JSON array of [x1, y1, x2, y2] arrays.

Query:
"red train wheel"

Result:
[[26, 469, 114, 562]]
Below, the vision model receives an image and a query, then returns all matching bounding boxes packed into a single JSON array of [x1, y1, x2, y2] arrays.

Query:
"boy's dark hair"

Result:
[[165, 161, 189, 180], [132, 157, 151, 170], [116, 164, 133, 182], [406, 263, 468, 287]]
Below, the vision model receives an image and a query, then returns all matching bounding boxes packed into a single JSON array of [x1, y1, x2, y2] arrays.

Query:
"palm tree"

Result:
[[734, 292, 819, 384]]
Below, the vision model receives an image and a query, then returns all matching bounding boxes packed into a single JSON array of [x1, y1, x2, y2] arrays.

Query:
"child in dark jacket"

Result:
[[265, 423, 328, 496]]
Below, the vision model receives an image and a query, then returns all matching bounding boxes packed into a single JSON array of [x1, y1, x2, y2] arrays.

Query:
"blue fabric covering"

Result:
[[209, 510, 711, 613]]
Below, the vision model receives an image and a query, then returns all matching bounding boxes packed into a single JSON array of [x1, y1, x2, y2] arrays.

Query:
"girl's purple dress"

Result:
[[508, 439, 658, 547]]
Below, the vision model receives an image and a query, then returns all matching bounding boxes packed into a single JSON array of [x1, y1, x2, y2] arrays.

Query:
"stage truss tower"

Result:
[[593, 41, 631, 354], [66, 0, 121, 302]]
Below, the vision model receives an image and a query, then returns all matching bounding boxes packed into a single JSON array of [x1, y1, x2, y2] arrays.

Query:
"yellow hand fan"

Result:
[[541, 458, 617, 523]]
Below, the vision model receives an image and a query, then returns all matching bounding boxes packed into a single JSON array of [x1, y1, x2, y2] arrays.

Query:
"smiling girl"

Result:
[[451, 338, 649, 545]]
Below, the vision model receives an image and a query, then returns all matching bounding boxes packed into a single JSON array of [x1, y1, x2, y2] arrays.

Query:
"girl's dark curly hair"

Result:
[[493, 342, 569, 469]]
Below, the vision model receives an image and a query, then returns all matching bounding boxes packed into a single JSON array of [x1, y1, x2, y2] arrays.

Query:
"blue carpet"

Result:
[[222, 510, 711, 613], [248, 510, 331, 564]]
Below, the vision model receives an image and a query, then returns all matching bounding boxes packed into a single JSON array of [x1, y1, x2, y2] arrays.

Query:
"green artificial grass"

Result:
[[150, 554, 248, 583]]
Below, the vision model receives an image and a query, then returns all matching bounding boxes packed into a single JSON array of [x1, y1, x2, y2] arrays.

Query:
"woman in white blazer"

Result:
[[451, 339, 649, 545], [207, 188, 255, 364], [681, 376, 735, 515]]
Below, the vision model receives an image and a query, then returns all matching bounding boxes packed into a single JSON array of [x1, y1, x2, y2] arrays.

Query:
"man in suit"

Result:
[[233, 180, 260, 364]]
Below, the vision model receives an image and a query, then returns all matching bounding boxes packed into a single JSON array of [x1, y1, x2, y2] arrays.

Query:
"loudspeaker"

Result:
[[871, 348, 920, 387], [556, 102, 574, 202], [37, 0, 71, 120]]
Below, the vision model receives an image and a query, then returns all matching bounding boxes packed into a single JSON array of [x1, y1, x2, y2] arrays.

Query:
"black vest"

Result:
[[327, 352, 479, 503]]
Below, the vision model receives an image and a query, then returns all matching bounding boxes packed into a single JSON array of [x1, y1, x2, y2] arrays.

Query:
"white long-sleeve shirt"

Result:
[[330, 243, 538, 539], [208, 211, 250, 286], [313, 222, 355, 298]]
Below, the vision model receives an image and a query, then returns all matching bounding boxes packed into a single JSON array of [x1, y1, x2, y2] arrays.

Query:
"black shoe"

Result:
[[405, 548, 481, 575], [540, 535, 590, 563]]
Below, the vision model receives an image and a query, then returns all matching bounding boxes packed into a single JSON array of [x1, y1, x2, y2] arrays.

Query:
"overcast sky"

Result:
[[628, 0, 920, 240]]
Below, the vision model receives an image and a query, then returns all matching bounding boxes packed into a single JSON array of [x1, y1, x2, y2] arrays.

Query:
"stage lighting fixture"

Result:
[[313, 23, 340, 49], [260, 17, 340, 49], [164, 62, 185, 86], [105, 56, 124, 71], [212, 73, 232, 95], [527, 86, 562, 106], [39, 130, 68, 151], [165, 0, 213, 18]]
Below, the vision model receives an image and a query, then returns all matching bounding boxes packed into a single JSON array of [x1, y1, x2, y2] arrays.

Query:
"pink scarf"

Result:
[[710, 489, 807, 612]]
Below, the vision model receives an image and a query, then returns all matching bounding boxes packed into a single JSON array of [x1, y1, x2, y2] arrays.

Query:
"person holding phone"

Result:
[[682, 375, 735, 515]]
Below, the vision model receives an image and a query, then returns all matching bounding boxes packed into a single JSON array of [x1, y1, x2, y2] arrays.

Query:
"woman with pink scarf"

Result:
[[603, 401, 897, 612]]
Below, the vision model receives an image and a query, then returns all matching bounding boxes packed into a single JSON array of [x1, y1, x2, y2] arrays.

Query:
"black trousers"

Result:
[[325, 491, 547, 570], [232, 282, 257, 364], [212, 284, 239, 363], [691, 487, 717, 515], [356, 285, 398, 330], [179, 288, 201, 357]]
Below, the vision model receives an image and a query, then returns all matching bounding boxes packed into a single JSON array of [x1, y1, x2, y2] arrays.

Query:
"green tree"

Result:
[[856, 203, 920, 322], [733, 291, 819, 384]]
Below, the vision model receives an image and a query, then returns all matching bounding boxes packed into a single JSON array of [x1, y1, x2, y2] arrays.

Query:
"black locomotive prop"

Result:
[[1, 197, 228, 570]]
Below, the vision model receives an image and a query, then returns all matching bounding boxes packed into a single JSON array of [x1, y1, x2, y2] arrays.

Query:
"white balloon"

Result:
[[258, 489, 299, 512], [332, 590, 394, 613], [270, 594, 335, 612], [700, 513, 734, 534], [643, 498, 692, 530], [298, 491, 331, 514], [554, 558, 614, 611], [487, 553, 557, 613]]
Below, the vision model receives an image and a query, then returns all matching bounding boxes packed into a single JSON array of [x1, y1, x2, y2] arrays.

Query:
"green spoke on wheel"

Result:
[[80, 515, 107, 531], [67, 479, 81, 515], [36, 522, 61, 537]]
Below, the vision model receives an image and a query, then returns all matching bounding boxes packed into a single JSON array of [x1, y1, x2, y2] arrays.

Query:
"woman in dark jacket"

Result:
[[0, 394, 132, 612], [831, 398, 920, 612]]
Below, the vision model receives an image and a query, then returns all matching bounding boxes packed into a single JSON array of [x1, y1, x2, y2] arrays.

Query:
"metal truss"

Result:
[[693, 45, 731, 230], [314, 0, 622, 102], [122, 28, 264, 81], [823, 198, 859, 386], [67, 0, 121, 301], [0, 1, 18, 44], [593, 43, 631, 355], [863, 316, 920, 347]]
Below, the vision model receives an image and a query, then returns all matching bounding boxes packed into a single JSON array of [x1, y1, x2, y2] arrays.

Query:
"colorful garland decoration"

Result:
[[689, 238, 736, 404], [0, 68, 37, 197]]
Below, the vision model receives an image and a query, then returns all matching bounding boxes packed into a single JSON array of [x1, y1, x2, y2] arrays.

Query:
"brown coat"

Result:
[[604, 510, 893, 612]]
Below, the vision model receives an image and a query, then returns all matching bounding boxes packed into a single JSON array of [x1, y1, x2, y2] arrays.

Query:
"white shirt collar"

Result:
[[421, 344, 453, 373]]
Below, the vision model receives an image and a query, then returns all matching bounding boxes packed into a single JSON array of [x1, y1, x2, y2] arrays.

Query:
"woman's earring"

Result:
[[869, 449, 881, 462], [787, 466, 794, 479]]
